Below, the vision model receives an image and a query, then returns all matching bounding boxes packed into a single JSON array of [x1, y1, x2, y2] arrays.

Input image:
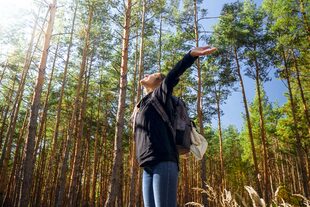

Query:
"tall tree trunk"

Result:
[[32, 128, 48, 207], [34, 40, 59, 160], [282, 50, 309, 197], [0, 61, 9, 150], [67, 5, 93, 206], [215, 92, 225, 190], [233, 46, 262, 196], [0, 6, 43, 195], [2, 110, 29, 206], [193, 0, 208, 205], [158, 13, 162, 72], [55, 131, 69, 207], [128, 23, 140, 207], [0, 74, 17, 203], [105, 0, 132, 205], [42, 3, 78, 206], [292, 52, 310, 136], [90, 77, 103, 207], [18, 2, 57, 206], [253, 56, 270, 204], [0, 74, 16, 152], [29, 40, 58, 207], [100, 105, 109, 205], [80, 52, 94, 207]]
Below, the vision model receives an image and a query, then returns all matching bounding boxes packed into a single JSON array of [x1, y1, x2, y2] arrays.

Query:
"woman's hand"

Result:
[[190, 46, 217, 57]]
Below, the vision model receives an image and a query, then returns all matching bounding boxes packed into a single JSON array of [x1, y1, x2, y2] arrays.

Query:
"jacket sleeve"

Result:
[[154, 52, 198, 105]]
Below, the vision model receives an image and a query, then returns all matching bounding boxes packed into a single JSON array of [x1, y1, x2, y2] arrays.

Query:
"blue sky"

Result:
[[202, 0, 288, 131]]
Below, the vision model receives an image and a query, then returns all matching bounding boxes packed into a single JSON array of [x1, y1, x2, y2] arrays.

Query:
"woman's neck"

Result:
[[145, 87, 154, 94]]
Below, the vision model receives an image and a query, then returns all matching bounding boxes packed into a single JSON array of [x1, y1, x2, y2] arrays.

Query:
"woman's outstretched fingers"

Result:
[[203, 47, 217, 55], [190, 46, 217, 57]]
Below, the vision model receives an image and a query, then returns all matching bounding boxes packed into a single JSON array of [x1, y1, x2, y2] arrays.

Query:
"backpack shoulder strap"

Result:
[[150, 93, 176, 138]]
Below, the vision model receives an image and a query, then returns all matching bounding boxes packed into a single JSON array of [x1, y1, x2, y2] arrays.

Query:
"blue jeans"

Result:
[[142, 161, 179, 207]]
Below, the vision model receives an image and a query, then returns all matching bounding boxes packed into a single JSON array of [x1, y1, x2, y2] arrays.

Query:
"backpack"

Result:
[[150, 94, 192, 155]]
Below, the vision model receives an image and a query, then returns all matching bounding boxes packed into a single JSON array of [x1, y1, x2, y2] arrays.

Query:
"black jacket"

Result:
[[134, 52, 197, 167]]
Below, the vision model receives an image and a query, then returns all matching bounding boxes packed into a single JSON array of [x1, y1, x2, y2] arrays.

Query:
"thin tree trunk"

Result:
[[128, 1, 144, 206], [18, 2, 57, 206], [0, 6, 43, 195], [193, 0, 208, 205], [54, 130, 69, 207], [253, 54, 270, 204], [0, 75, 17, 203], [105, 0, 132, 205], [282, 50, 309, 197], [82, 131, 91, 207], [79, 53, 94, 207], [67, 6, 93, 205], [137, 0, 145, 101], [215, 92, 225, 190], [2, 110, 29, 207], [233, 46, 262, 196], [90, 77, 103, 207], [183, 159, 190, 204], [32, 127, 48, 207], [33, 40, 59, 159], [158, 13, 162, 72], [26, 58, 52, 204], [280, 154, 286, 185], [128, 25, 140, 207], [101, 100, 111, 205], [0, 61, 9, 150], [0, 74, 16, 152], [100, 96, 109, 205], [43, 3, 78, 206], [293, 52, 310, 136]]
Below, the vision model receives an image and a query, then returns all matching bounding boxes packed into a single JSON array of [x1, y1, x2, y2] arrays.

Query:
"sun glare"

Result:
[[0, 0, 34, 28]]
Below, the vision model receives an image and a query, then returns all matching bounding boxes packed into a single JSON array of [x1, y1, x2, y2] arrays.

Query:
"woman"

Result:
[[133, 46, 217, 207]]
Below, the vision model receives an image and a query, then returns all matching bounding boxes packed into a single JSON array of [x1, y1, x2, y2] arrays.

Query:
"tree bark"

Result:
[[282, 50, 309, 197], [2, 110, 29, 206], [158, 13, 162, 72], [18, 2, 57, 206], [0, 6, 43, 196], [233, 46, 262, 196], [105, 0, 132, 205], [90, 77, 103, 207], [42, 2, 78, 206], [215, 91, 225, 190], [128, 28, 139, 207], [0, 74, 17, 203], [34, 40, 59, 158], [129, 1, 144, 206], [193, 0, 208, 205], [253, 55, 270, 204], [293, 52, 310, 136], [67, 5, 93, 206], [0, 74, 16, 153]]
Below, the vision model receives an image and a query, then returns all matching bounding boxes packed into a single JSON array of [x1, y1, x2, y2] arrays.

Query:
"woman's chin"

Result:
[[140, 79, 149, 86]]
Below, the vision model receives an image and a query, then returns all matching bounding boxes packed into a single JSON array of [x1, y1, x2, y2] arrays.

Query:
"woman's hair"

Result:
[[157, 73, 166, 82]]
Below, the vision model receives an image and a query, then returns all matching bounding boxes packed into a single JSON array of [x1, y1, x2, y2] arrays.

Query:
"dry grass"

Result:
[[185, 184, 310, 207]]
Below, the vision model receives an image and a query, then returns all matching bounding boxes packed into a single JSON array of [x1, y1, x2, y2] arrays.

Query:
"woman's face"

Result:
[[140, 72, 162, 88]]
